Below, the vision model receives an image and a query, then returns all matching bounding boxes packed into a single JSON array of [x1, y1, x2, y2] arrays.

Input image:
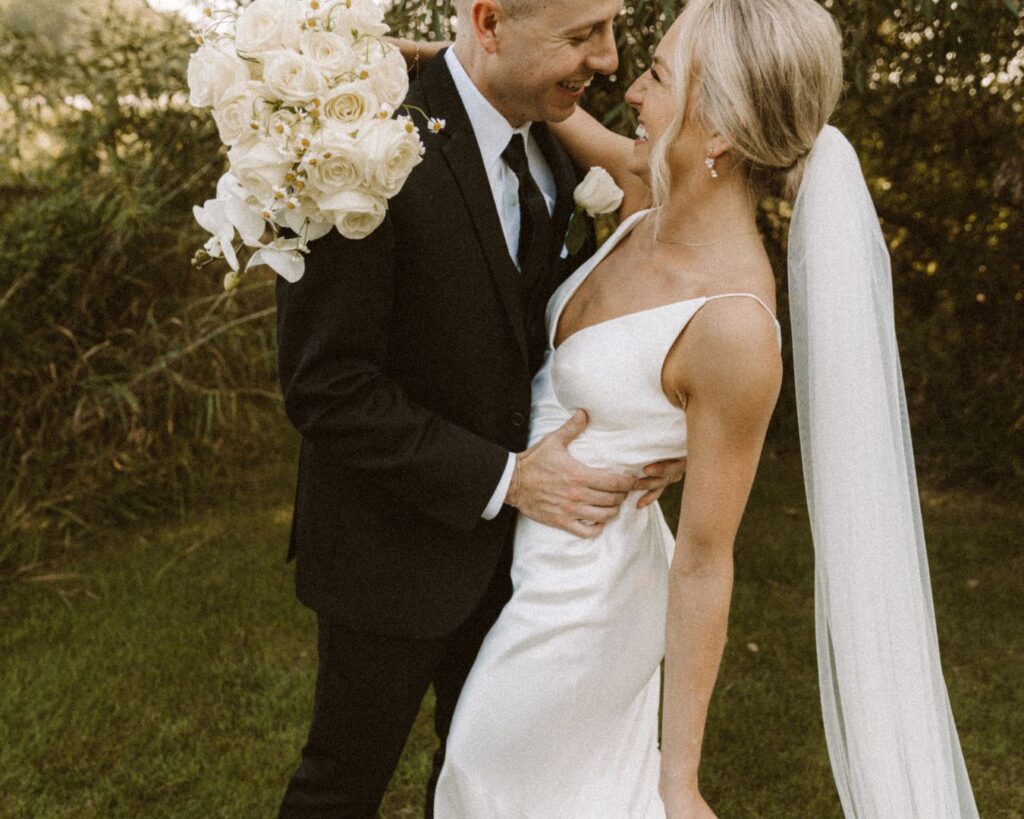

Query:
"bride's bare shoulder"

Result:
[[661, 294, 782, 412]]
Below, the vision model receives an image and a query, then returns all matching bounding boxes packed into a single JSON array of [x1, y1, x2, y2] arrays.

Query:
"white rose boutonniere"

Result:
[[566, 167, 624, 255]]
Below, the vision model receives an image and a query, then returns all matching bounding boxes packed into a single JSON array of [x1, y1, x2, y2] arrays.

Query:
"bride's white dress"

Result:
[[435, 209, 780, 818]]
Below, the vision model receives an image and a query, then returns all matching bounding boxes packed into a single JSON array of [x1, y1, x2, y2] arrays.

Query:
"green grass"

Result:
[[0, 453, 1020, 817]]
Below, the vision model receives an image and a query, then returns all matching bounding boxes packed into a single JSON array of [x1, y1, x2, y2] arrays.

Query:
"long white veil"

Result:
[[787, 125, 979, 818]]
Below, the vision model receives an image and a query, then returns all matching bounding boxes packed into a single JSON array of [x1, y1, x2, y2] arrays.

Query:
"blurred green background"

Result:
[[0, 0, 1021, 816]]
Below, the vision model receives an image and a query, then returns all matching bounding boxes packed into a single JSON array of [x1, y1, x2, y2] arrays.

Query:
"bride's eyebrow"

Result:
[[653, 54, 671, 77]]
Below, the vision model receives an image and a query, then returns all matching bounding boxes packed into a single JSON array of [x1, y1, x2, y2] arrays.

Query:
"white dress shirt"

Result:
[[443, 49, 556, 520]]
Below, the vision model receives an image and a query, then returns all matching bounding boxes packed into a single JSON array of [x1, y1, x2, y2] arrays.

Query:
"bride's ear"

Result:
[[707, 135, 732, 160]]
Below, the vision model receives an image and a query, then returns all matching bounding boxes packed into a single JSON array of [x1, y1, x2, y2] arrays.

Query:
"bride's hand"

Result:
[[635, 456, 687, 508]]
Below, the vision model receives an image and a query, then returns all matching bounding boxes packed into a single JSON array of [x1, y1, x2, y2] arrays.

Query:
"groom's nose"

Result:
[[585, 25, 619, 76]]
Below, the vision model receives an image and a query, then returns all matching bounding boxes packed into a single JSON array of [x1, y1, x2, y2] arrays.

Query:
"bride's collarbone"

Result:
[[558, 224, 776, 342]]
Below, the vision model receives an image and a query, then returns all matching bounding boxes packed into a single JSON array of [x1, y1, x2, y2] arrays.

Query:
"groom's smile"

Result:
[[556, 76, 595, 100]]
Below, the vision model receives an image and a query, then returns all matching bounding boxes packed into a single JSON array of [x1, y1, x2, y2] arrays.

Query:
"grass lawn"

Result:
[[1, 450, 1021, 818]]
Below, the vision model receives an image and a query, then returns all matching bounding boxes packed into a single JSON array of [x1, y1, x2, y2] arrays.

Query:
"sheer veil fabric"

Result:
[[788, 126, 979, 817]]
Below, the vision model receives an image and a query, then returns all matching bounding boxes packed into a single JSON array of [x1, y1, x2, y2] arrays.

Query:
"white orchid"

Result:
[[217, 172, 267, 247], [248, 236, 307, 283], [194, 198, 241, 271]]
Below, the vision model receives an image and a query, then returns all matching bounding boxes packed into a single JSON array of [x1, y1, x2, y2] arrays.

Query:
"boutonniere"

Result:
[[565, 167, 625, 255]]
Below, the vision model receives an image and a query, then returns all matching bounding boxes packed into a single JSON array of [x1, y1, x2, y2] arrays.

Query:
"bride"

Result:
[[414, 0, 978, 815]]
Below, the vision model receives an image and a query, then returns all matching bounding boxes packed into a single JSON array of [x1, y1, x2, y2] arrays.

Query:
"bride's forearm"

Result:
[[660, 554, 734, 791]]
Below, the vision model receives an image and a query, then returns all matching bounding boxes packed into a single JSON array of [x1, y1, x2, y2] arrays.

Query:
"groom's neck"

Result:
[[452, 39, 528, 128]]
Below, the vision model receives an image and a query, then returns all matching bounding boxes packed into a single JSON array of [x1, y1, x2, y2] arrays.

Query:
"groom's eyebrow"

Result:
[[565, 8, 621, 34]]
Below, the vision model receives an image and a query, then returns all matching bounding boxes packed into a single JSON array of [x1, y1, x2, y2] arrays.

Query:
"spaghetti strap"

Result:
[[704, 292, 778, 322], [701, 292, 782, 350]]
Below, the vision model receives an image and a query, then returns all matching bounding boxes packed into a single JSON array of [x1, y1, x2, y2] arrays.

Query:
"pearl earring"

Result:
[[705, 148, 719, 179]]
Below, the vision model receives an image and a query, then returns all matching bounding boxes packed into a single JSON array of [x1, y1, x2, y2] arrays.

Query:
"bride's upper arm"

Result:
[[550, 108, 651, 218], [664, 305, 782, 567]]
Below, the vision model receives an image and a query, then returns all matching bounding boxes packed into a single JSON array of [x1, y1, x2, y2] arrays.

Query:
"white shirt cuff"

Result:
[[482, 453, 517, 520]]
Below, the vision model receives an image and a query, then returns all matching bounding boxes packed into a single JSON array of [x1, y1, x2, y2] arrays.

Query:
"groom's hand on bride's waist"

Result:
[[507, 409, 637, 538]]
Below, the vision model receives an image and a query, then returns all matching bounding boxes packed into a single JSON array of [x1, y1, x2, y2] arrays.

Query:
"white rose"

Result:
[[574, 166, 624, 217], [187, 44, 252, 109], [321, 0, 388, 40], [321, 81, 378, 132], [362, 46, 410, 110], [300, 30, 358, 81], [262, 51, 328, 105], [235, 0, 303, 56], [302, 126, 366, 198], [228, 140, 295, 202], [212, 81, 267, 146], [360, 119, 424, 199], [319, 189, 387, 240]]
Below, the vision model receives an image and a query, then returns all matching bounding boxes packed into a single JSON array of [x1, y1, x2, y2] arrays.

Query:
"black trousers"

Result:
[[279, 552, 513, 818]]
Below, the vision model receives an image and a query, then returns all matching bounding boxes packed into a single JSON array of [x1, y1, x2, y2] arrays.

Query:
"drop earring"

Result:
[[705, 147, 719, 179]]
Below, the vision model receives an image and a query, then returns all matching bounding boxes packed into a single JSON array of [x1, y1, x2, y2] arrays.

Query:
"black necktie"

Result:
[[501, 133, 552, 287]]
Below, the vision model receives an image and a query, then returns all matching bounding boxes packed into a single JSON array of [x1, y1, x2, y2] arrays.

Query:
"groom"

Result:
[[276, 0, 643, 815]]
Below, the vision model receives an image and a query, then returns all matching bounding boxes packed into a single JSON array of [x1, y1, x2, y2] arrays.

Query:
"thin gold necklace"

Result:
[[655, 229, 761, 248]]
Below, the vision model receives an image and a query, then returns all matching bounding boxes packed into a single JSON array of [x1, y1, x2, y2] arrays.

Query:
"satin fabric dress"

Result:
[[435, 209, 780, 818]]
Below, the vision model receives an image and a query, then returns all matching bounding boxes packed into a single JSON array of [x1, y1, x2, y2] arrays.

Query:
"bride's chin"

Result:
[[626, 153, 649, 180]]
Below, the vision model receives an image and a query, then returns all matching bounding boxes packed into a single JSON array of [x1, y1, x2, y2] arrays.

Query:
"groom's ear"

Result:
[[468, 0, 507, 54]]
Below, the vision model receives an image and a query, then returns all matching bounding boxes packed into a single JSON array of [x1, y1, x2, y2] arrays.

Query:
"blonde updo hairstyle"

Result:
[[650, 0, 844, 205]]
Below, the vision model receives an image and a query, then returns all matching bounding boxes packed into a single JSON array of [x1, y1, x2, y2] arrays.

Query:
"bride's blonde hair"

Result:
[[650, 0, 844, 204]]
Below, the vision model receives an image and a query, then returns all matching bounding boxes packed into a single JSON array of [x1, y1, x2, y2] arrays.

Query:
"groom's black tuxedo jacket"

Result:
[[276, 53, 588, 639]]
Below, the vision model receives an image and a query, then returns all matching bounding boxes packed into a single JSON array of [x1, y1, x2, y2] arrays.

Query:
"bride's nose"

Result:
[[625, 76, 644, 108]]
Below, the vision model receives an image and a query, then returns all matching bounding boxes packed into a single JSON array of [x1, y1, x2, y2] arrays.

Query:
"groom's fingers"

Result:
[[576, 488, 630, 508], [564, 519, 604, 538], [574, 463, 636, 495], [570, 503, 620, 524]]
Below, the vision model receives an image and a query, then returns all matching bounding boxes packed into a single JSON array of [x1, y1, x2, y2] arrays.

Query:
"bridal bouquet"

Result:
[[188, 0, 432, 289]]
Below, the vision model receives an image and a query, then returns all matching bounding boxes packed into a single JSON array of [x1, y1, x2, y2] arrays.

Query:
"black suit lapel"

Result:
[[420, 53, 530, 369]]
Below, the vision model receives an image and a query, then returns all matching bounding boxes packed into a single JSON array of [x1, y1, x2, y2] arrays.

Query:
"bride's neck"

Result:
[[658, 170, 758, 245]]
